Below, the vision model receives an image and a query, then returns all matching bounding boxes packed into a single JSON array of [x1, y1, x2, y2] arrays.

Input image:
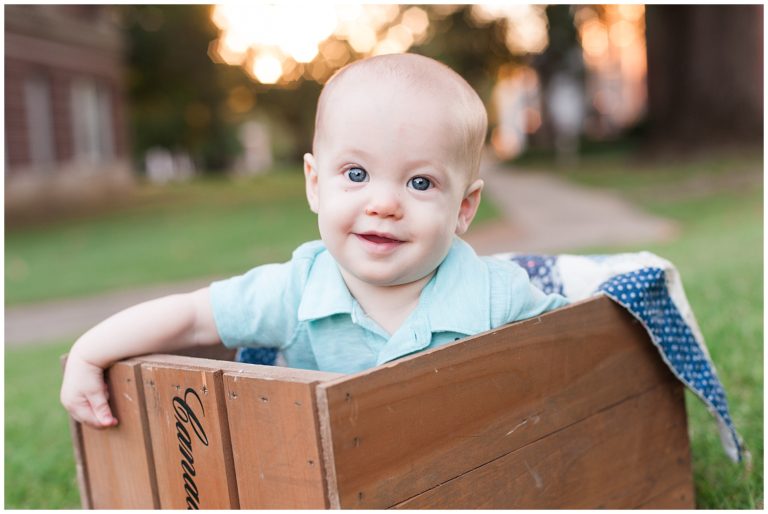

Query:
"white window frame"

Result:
[[70, 77, 115, 164], [23, 74, 56, 167]]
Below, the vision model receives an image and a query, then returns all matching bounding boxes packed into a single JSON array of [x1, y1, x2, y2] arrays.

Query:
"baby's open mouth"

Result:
[[356, 233, 404, 244]]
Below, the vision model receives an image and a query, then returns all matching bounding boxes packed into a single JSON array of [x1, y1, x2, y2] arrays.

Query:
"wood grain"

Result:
[[75, 353, 339, 509], [316, 297, 690, 508], [62, 355, 93, 509], [224, 368, 337, 508], [395, 382, 694, 508], [78, 359, 159, 508], [67, 416, 91, 509], [637, 480, 697, 509], [141, 359, 239, 509]]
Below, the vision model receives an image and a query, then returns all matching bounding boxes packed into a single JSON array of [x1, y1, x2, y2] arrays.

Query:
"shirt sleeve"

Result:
[[209, 243, 321, 349], [489, 258, 570, 326]]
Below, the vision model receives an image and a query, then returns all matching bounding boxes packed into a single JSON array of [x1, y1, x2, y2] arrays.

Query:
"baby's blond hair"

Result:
[[313, 53, 488, 181]]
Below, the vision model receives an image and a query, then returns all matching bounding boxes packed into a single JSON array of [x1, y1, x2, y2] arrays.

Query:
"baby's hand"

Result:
[[60, 354, 118, 428]]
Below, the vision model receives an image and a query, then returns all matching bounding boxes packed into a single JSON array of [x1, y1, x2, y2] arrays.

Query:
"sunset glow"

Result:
[[469, 4, 549, 54], [575, 5, 647, 134], [251, 53, 283, 85], [210, 4, 550, 85]]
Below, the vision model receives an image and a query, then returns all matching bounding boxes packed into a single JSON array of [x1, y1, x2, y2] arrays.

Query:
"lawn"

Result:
[[5, 169, 318, 305], [4, 152, 763, 508], [5, 341, 79, 509]]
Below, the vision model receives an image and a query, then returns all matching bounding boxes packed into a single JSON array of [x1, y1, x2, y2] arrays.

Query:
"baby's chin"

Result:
[[347, 266, 435, 288]]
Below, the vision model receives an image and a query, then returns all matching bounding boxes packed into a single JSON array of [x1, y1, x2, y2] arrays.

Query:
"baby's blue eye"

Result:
[[408, 176, 432, 191], [346, 167, 368, 183]]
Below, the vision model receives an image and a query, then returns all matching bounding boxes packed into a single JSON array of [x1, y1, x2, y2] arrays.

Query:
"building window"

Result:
[[23, 75, 56, 167], [70, 78, 114, 164]]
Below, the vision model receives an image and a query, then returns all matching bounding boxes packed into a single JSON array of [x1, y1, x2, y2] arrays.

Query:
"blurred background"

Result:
[[4, 4, 763, 509], [5, 4, 762, 216]]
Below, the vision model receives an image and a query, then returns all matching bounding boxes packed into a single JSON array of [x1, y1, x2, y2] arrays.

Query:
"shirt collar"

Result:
[[421, 237, 491, 335], [297, 237, 491, 337], [297, 247, 354, 321]]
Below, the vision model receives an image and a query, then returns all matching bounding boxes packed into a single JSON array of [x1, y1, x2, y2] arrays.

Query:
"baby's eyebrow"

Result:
[[335, 147, 374, 161], [403, 159, 447, 174]]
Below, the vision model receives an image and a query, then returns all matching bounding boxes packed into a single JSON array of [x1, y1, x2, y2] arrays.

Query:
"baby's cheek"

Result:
[[319, 203, 353, 232], [434, 203, 460, 233]]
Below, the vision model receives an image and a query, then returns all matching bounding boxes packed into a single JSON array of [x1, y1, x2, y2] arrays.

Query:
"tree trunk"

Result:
[[645, 5, 763, 149]]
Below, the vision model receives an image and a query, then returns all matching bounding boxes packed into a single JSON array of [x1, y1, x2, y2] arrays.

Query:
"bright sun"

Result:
[[209, 5, 549, 85]]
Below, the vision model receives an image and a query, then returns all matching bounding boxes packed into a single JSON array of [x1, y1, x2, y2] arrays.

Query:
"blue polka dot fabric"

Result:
[[598, 267, 743, 462], [508, 254, 564, 295], [236, 347, 278, 366]]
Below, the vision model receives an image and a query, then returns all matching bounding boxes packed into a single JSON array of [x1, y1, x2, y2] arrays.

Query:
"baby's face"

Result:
[[304, 78, 482, 287]]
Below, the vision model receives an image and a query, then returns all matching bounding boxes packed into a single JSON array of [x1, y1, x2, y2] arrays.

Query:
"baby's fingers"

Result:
[[67, 394, 117, 428], [69, 402, 102, 427], [86, 391, 118, 428], [61, 354, 118, 428]]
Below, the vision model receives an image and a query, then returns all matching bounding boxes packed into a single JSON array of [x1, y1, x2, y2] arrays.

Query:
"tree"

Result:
[[124, 5, 244, 172], [531, 5, 584, 153], [645, 5, 763, 149]]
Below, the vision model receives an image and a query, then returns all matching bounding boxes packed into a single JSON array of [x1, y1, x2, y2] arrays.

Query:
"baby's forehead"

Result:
[[317, 81, 465, 155], [317, 69, 466, 144], [324, 58, 460, 101]]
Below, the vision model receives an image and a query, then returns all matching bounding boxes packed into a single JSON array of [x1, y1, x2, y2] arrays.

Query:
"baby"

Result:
[[61, 53, 568, 428]]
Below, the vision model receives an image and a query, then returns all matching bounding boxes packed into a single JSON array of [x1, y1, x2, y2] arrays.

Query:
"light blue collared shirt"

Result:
[[210, 238, 568, 374]]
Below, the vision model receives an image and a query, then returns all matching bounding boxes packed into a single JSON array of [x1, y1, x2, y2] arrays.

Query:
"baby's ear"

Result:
[[303, 153, 319, 214], [455, 179, 483, 235]]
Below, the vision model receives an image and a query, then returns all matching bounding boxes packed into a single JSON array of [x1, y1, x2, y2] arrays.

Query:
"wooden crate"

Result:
[[68, 296, 695, 509]]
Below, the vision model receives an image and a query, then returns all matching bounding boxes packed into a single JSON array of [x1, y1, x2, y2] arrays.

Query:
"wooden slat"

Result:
[[62, 355, 93, 509], [141, 358, 239, 509], [638, 480, 697, 509], [73, 353, 337, 509], [315, 297, 689, 508], [395, 383, 693, 508], [78, 359, 159, 508], [67, 416, 91, 509], [223, 365, 339, 508]]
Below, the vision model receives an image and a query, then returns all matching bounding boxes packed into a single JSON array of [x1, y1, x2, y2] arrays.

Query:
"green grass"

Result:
[[5, 170, 318, 305], [5, 341, 81, 509], [4, 154, 761, 508], [639, 191, 761, 509], [5, 169, 501, 306]]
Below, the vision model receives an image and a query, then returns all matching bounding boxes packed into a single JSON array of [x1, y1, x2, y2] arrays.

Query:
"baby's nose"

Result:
[[364, 188, 403, 219]]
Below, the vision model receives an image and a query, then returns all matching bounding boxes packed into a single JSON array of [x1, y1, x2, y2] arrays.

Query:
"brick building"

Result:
[[5, 5, 132, 218]]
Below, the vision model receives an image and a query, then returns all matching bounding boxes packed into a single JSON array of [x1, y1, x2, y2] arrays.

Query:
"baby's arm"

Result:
[[60, 287, 220, 428]]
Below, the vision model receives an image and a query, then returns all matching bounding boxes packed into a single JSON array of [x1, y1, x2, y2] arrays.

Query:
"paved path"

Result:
[[5, 278, 214, 347], [5, 162, 677, 347], [463, 157, 678, 254]]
